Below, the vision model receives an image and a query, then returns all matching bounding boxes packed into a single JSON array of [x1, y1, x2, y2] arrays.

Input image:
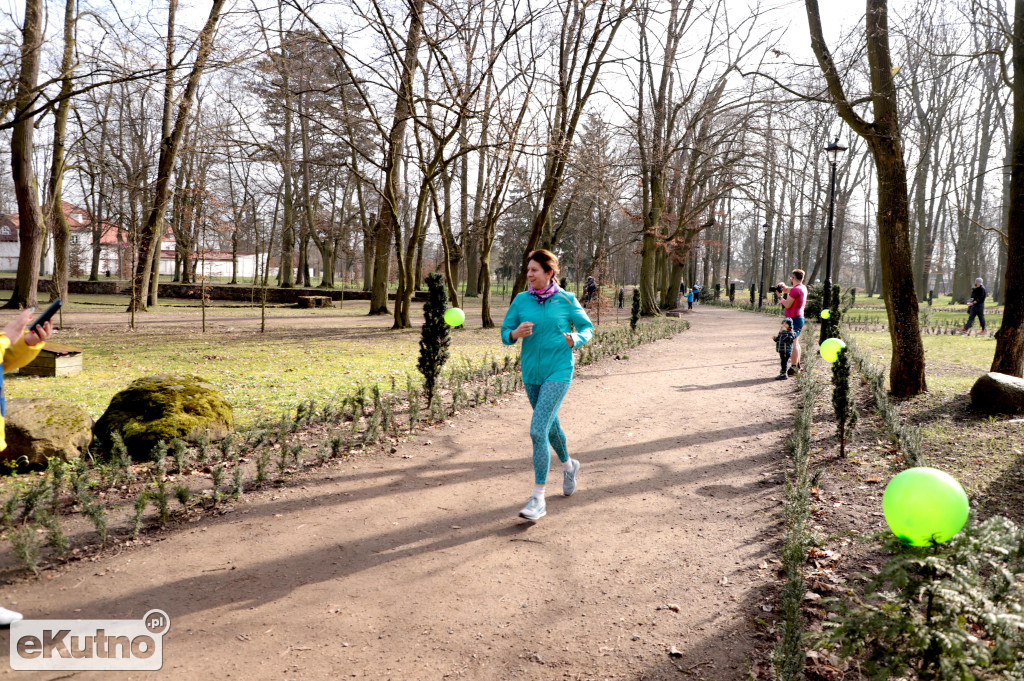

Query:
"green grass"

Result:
[[843, 294, 1004, 328], [849, 330, 996, 392]]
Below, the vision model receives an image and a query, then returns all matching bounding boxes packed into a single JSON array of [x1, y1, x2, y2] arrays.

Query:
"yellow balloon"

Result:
[[819, 337, 846, 363], [443, 307, 465, 327]]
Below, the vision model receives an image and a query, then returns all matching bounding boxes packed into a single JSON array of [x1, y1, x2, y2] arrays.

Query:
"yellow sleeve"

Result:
[[2, 333, 44, 373]]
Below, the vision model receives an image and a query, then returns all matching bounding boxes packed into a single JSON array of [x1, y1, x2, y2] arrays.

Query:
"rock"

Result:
[[970, 372, 1024, 414], [2, 398, 93, 467], [93, 374, 233, 461]]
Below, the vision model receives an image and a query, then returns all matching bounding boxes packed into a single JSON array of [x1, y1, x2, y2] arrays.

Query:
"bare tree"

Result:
[[129, 0, 228, 313], [805, 0, 927, 397]]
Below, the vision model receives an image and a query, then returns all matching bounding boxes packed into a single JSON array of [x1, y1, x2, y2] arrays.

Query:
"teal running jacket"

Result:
[[501, 289, 594, 384]]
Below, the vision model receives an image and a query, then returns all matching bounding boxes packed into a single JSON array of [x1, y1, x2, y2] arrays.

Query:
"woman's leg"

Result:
[[524, 381, 571, 485]]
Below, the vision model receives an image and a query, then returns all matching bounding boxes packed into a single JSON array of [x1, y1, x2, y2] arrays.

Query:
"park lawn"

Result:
[[849, 329, 1023, 522], [6, 324, 512, 428], [844, 295, 1004, 327]]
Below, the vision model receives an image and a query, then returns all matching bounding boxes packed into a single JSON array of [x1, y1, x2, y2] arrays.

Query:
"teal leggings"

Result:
[[524, 381, 571, 485]]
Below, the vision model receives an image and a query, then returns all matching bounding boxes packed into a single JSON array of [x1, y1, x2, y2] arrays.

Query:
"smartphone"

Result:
[[30, 298, 62, 332]]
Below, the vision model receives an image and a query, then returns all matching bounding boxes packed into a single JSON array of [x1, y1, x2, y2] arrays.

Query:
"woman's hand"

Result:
[[512, 322, 534, 340], [25, 320, 52, 345], [563, 332, 574, 347], [2, 308, 35, 342]]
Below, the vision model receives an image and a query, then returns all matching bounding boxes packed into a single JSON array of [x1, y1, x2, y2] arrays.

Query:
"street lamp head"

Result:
[[825, 137, 848, 165]]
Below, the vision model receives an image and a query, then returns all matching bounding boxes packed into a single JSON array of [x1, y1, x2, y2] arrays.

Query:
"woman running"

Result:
[[501, 250, 594, 521]]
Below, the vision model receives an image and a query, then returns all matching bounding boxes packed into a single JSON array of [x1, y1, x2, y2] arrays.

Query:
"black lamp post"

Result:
[[822, 137, 847, 318], [757, 221, 769, 309]]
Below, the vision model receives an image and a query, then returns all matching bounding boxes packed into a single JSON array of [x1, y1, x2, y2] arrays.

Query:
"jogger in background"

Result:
[[502, 250, 594, 521]]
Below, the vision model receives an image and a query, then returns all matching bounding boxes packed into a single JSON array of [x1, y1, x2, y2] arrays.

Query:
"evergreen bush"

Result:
[[822, 517, 1024, 680], [831, 347, 858, 456], [417, 272, 452, 406]]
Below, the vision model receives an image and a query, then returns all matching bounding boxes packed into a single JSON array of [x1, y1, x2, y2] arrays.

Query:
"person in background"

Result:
[[501, 250, 594, 522], [773, 319, 797, 380], [583, 276, 598, 307], [686, 287, 694, 310], [963, 277, 988, 335], [0, 307, 54, 626], [780, 269, 808, 375]]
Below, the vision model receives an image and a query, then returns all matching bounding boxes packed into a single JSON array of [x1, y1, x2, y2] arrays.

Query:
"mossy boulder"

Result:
[[93, 374, 233, 461], [971, 372, 1024, 414], [2, 398, 93, 468]]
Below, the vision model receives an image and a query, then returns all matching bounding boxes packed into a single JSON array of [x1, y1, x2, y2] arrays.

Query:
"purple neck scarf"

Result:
[[528, 280, 559, 304]]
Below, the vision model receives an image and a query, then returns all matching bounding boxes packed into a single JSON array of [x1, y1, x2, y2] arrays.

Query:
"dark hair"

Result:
[[528, 249, 559, 277], [781, 319, 792, 329], [791, 269, 805, 282]]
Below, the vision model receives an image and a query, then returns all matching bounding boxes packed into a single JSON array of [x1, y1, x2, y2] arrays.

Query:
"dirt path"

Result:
[[2, 307, 793, 680]]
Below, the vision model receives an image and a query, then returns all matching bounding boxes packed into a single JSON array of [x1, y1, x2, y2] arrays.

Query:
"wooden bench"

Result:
[[296, 295, 334, 308]]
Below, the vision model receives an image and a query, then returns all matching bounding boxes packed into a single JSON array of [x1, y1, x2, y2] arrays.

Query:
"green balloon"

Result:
[[820, 309, 831, 319], [819, 337, 846, 363], [882, 467, 969, 546], [443, 307, 465, 327]]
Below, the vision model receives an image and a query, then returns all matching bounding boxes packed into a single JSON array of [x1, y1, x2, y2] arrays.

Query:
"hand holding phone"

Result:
[[30, 299, 62, 332]]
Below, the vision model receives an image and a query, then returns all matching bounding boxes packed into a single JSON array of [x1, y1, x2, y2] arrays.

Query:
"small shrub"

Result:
[[173, 484, 191, 507], [1, 493, 18, 527], [70, 459, 91, 506], [831, 347, 858, 457], [219, 433, 235, 461], [821, 517, 1024, 680], [277, 446, 290, 476], [19, 476, 49, 524], [211, 464, 225, 498], [229, 463, 244, 498], [110, 432, 135, 484], [194, 430, 210, 465], [47, 458, 68, 514], [38, 510, 70, 559], [83, 500, 107, 545], [130, 489, 149, 539], [329, 433, 343, 459], [418, 273, 452, 405], [153, 461, 169, 527], [255, 448, 271, 486], [171, 439, 189, 473], [9, 523, 42, 574]]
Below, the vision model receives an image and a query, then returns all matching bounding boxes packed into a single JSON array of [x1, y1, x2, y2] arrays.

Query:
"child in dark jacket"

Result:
[[773, 319, 797, 380]]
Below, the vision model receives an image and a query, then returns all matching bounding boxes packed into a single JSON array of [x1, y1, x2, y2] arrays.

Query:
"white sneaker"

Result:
[[518, 496, 546, 521], [563, 459, 580, 496], [0, 606, 23, 626]]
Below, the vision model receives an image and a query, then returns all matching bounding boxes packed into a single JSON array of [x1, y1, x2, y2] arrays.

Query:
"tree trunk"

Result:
[[4, 0, 46, 310], [45, 0, 77, 305], [992, 0, 1024, 377]]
